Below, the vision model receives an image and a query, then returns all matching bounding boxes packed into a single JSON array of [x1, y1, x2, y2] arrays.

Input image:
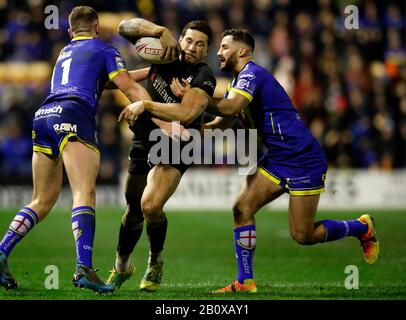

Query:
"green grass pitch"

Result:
[[1, 208, 405, 300]]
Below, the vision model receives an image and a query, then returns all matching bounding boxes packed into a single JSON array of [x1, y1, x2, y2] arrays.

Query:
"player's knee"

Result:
[[232, 202, 253, 224], [290, 228, 316, 245], [141, 198, 163, 222], [122, 207, 144, 227], [125, 194, 143, 215]]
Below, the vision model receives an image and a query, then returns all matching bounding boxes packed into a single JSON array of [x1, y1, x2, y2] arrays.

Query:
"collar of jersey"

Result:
[[71, 36, 94, 41]]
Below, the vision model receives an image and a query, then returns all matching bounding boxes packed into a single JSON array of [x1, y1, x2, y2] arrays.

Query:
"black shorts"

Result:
[[128, 137, 191, 175]]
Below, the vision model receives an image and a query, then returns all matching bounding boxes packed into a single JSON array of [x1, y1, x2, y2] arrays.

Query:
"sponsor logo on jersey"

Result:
[[53, 123, 78, 134], [236, 79, 250, 90], [236, 78, 255, 94], [202, 80, 215, 89], [115, 56, 125, 69], [35, 105, 63, 118], [239, 72, 255, 80], [152, 74, 177, 103]]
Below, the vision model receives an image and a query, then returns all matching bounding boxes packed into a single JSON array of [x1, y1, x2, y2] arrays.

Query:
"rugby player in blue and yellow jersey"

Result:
[[170, 29, 380, 293], [0, 6, 153, 293]]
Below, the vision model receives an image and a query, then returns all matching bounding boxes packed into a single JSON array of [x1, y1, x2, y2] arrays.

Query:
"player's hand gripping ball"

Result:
[[135, 37, 178, 64]]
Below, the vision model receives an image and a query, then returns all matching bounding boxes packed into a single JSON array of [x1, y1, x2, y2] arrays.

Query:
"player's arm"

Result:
[[169, 78, 235, 129], [118, 18, 179, 61], [128, 67, 150, 82], [105, 67, 150, 89], [111, 71, 152, 102], [119, 88, 209, 126], [207, 91, 251, 116], [202, 116, 235, 130]]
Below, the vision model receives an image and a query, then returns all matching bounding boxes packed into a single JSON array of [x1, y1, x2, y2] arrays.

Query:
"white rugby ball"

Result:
[[134, 37, 176, 64]]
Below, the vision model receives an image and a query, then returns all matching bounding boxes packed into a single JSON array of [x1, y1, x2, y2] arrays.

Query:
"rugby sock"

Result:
[[116, 220, 144, 272], [146, 215, 168, 257], [0, 207, 39, 257], [115, 253, 132, 273], [234, 225, 256, 284], [71, 206, 95, 268], [321, 219, 368, 242]]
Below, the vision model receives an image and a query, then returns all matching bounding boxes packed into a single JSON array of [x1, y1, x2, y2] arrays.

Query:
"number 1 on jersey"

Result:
[[61, 58, 72, 85]]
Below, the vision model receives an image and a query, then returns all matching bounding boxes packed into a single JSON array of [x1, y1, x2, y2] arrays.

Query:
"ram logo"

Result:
[[53, 123, 77, 133]]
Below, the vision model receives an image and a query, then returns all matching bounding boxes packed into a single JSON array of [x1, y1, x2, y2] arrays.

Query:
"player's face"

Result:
[[218, 35, 239, 72], [179, 29, 209, 64]]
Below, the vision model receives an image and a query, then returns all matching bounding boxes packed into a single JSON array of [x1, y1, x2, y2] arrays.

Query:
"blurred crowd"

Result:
[[0, 0, 405, 184]]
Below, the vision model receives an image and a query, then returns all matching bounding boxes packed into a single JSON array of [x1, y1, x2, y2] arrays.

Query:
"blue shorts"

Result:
[[32, 98, 99, 158], [258, 139, 328, 196]]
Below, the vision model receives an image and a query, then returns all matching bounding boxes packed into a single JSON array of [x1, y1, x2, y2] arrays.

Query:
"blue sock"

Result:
[[71, 206, 95, 268], [234, 225, 256, 283], [0, 207, 39, 257], [321, 219, 368, 242]]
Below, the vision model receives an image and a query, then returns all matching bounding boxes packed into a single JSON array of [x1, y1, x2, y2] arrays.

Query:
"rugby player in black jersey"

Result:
[[107, 19, 216, 291]]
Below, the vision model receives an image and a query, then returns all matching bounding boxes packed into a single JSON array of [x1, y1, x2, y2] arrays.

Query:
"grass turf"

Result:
[[0, 208, 405, 300]]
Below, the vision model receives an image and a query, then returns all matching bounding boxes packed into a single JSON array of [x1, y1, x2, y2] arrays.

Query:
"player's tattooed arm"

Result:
[[118, 18, 179, 61]]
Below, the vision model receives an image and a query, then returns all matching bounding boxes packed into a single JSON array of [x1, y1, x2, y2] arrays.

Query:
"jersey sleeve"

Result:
[[189, 64, 216, 97], [103, 46, 127, 80], [231, 65, 259, 102]]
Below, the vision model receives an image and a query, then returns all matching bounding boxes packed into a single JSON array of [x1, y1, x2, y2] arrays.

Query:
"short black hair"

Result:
[[69, 6, 98, 33], [181, 20, 213, 46], [222, 29, 255, 51]]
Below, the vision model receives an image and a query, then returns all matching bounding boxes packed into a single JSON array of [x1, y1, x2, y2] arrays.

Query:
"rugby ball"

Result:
[[134, 37, 176, 64]]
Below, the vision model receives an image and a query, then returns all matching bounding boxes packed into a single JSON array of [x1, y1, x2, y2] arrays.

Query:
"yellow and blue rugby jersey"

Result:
[[226, 61, 316, 159], [42, 36, 126, 110]]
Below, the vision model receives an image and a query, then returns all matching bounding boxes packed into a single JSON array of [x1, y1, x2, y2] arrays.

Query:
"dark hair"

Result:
[[68, 6, 98, 33], [181, 20, 213, 46], [222, 29, 255, 51]]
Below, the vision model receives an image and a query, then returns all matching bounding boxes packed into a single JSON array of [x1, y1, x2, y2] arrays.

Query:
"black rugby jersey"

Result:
[[130, 59, 216, 140]]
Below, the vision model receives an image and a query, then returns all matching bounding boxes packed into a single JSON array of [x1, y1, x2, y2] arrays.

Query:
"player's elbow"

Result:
[[118, 20, 128, 36], [118, 19, 142, 41]]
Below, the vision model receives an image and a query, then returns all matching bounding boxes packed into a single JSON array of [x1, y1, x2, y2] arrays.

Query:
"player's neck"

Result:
[[233, 58, 252, 76], [72, 32, 96, 39]]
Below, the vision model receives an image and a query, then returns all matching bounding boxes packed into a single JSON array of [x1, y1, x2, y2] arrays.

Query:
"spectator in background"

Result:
[[0, 115, 32, 180]]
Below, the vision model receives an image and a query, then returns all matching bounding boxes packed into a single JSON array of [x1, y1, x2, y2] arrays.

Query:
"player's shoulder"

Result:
[[90, 39, 120, 54], [242, 61, 268, 75], [239, 61, 270, 83], [193, 62, 214, 76]]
